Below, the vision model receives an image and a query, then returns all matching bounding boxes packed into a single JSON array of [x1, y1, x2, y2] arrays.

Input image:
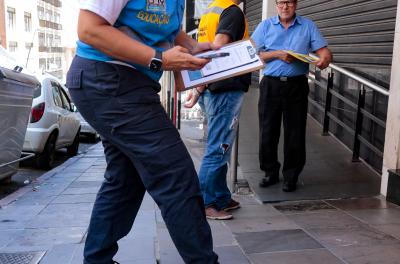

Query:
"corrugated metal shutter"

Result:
[[244, 0, 263, 83], [300, 0, 397, 172], [297, 0, 397, 88]]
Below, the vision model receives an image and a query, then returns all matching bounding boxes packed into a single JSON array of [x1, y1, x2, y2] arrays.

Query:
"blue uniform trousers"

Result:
[[66, 56, 218, 264]]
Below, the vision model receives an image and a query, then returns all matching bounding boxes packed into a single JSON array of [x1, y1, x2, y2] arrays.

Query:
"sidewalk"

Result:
[[1, 131, 400, 264]]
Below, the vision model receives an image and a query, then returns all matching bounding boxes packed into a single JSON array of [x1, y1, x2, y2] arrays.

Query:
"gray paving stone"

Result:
[[25, 211, 91, 228], [125, 210, 157, 239], [157, 226, 184, 264], [68, 243, 85, 264], [224, 214, 299, 233], [51, 194, 97, 204], [115, 236, 156, 263], [6, 227, 86, 247], [235, 229, 323, 254], [330, 244, 400, 264], [75, 157, 99, 163], [39, 243, 79, 264], [345, 208, 400, 225], [307, 225, 400, 248], [77, 172, 104, 177], [69, 181, 102, 188], [0, 229, 24, 248], [249, 248, 345, 264], [62, 187, 100, 195], [208, 221, 236, 246], [274, 200, 335, 214], [10, 194, 56, 206], [85, 168, 105, 173], [372, 224, 400, 240], [75, 176, 104, 182], [0, 205, 45, 222], [215, 245, 250, 264], [325, 197, 398, 211], [289, 211, 366, 229], [230, 204, 282, 219]]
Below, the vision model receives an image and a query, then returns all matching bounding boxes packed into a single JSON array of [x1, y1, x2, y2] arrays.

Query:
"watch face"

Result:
[[150, 58, 162, 72]]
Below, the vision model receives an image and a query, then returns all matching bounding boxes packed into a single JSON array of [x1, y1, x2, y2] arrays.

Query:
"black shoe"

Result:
[[259, 177, 279, 188], [282, 181, 296, 192]]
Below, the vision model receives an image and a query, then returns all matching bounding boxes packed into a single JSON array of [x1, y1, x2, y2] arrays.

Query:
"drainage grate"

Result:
[[0, 252, 45, 264]]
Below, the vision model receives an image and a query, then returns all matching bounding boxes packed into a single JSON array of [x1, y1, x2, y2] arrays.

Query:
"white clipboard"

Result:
[[176, 39, 264, 90]]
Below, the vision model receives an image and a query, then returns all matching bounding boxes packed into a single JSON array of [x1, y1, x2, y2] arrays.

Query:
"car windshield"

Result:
[[33, 84, 42, 98]]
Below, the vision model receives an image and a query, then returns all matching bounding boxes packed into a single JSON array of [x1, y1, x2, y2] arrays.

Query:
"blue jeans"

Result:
[[198, 89, 244, 210]]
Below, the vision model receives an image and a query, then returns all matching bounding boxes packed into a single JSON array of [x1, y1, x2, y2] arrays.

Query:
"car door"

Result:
[[58, 84, 79, 144], [50, 80, 69, 146]]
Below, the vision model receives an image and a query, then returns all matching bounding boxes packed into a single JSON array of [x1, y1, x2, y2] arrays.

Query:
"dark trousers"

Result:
[[258, 75, 309, 184], [66, 56, 218, 264]]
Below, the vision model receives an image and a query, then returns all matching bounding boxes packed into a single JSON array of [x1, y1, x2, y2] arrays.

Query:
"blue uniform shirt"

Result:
[[251, 15, 328, 77], [76, 0, 185, 82]]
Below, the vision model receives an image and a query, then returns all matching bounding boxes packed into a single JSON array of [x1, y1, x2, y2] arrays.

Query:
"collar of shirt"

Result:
[[272, 14, 302, 28]]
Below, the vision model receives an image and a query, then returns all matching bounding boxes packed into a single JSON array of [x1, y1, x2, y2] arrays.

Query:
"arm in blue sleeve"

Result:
[[251, 21, 266, 52], [310, 21, 328, 52]]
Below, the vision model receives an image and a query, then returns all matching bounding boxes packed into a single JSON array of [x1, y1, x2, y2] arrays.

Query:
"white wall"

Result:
[[262, 0, 277, 20], [381, 0, 400, 196]]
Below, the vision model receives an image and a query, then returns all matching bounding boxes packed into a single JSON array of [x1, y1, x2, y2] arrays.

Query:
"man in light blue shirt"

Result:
[[251, 0, 332, 192]]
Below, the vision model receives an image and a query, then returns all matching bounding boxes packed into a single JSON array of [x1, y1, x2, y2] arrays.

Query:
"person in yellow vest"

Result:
[[185, 0, 251, 220]]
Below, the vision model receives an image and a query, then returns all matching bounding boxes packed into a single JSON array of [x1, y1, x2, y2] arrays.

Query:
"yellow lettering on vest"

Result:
[[137, 11, 145, 20], [136, 11, 170, 25], [150, 14, 157, 23]]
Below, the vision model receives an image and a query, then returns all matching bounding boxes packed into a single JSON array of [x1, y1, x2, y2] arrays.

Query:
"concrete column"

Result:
[[381, 0, 400, 196], [262, 0, 277, 20]]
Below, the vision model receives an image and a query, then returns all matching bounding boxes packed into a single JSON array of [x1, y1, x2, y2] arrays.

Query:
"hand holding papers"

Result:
[[177, 40, 264, 90], [284, 50, 318, 64]]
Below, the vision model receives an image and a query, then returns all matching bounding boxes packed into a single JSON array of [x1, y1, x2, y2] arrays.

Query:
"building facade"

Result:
[[0, 0, 6, 48], [1, 0, 64, 79]]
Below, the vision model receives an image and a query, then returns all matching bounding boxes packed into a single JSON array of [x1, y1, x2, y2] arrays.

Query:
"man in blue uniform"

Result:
[[251, 0, 332, 192], [67, 1, 219, 263]]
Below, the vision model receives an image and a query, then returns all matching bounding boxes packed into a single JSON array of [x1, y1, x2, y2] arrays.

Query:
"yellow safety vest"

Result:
[[198, 0, 249, 43]]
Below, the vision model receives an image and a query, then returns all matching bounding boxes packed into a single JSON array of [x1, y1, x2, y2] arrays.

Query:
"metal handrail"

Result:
[[310, 54, 389, 96], [309, 55, 389, 164]]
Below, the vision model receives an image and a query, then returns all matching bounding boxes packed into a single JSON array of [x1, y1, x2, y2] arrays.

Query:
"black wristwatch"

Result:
[[149, 50, 163, 72]]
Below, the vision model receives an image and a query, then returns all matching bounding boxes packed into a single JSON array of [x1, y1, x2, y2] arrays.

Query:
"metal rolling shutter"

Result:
[[245, 0, 263, 83], [297, 0, 398, 88]]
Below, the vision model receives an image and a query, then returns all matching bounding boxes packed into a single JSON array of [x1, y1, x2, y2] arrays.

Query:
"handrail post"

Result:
[[352, 84, 366, 162], [230, 124, 239, 192], [167, 73, 171, 117], [177, 92, 181, 129], [323, 70, 334, 136]]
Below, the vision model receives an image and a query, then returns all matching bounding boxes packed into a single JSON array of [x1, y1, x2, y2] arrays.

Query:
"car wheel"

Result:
[[36, 133, 57, 169], [67, 131, 80, 156]]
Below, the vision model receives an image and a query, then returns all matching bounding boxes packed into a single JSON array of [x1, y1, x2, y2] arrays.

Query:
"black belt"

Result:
[[265, 75, 306, 82]]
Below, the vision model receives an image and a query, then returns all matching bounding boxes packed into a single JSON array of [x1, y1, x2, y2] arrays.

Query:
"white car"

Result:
[[23, 74, 81, 169]]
